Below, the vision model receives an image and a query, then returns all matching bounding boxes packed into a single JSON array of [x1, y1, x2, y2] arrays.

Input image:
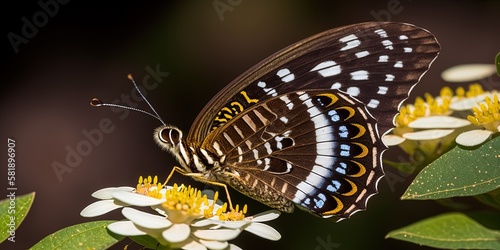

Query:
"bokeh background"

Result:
[[1, 1, 499, 249]]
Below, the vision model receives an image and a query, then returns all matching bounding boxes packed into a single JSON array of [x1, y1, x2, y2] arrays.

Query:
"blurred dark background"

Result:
[[1, 1, 499, 249]]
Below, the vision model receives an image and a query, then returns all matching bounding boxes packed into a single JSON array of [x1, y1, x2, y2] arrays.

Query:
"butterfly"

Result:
[[94, 22, 440, 221]]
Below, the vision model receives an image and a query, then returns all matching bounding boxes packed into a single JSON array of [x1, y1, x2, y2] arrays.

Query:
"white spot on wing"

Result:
[[355, 51, 369, 58], [339, 34, 361, 51], [378, 55, 389, 62], [404, 47, 413, 53], [385, 74, 395, 82], [374, 29, 388, 38], [367, 99, 380, 108], [394, 61, 403, 68], [340, 144, 350, 157], [253, 149, 259, 159], [280, 96, 294, 111], [382, 40, 394, 50], [346, 87, 360, 96], [237, 147, 243, 162], [399, 35, 409, 40], [213, 141, 223, 156], [310, 61, 341, 77], [257, 81, 277, 97], [277, 68, 295, 82], [350, 70, 369, 80], [377, 86, 388, 95], [331, 82, 342, 89], [264, 142, 272, 154]]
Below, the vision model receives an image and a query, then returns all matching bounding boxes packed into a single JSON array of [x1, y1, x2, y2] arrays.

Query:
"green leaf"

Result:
[[402, 137, 500, 200], [387, 212, 500, 249], [130, 235, 169, 250], [496, 52, 500, 76], [0, 192, 35, 243], [31, 220, 124, 250], [474, 188, 500, 210]]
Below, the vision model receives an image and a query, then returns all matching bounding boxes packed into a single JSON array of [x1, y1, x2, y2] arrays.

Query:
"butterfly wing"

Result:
[[185, 22, 439, 220], [187, 22, 440, 142], [202, 90, 385, 219]]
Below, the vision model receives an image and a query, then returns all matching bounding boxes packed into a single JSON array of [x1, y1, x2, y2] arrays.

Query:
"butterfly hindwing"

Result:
[[202, 90, 385, 218]]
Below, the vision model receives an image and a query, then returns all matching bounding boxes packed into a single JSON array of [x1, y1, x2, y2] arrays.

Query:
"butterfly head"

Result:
[[154, 125, 192, 172], [154, 125, 183, 152]]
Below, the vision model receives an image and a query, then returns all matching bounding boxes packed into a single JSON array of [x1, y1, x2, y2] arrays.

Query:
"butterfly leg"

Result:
[[164, 166, 235, 210]]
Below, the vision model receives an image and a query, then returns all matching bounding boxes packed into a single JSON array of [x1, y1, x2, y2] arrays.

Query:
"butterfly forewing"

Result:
[[179, 22, 439, 220], [188, 22, 440, 140]]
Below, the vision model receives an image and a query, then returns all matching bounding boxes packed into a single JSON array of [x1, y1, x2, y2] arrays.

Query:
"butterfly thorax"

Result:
[[154, 125, 230, 182], [154, 125, 297, 213]]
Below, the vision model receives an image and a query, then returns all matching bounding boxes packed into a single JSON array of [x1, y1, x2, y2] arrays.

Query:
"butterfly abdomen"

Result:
[[215, 169, 296, 213]]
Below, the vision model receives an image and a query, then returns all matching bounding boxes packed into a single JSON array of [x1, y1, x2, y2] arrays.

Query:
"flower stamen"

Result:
[[135, 175, 164, 199], [467, 94, 500, 131]]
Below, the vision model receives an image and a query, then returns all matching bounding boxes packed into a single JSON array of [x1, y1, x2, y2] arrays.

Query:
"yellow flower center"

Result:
[[467, 94, 500, 131], [465, 83, 485, 97], [135, 175, 164, 199], [216, 204, 248, 221], [202, 191, 247, 221], [162, 184, 209, 217], [395, 84, 486, 128]]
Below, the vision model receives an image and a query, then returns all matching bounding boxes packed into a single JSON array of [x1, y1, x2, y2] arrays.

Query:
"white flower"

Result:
[[455, 94, 500, 147], [81, 176, 281, 250], [455, 129, 495, 147], [441, 64, 497, 82], [81, 176, 166, 217], [192, 209, 281, 241]]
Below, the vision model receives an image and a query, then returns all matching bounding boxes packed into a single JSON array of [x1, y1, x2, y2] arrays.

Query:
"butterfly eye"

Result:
[[158, 127, 183, 146]]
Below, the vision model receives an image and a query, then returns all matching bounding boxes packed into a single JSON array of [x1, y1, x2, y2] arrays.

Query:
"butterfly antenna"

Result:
[[90, 74, 167, 126]]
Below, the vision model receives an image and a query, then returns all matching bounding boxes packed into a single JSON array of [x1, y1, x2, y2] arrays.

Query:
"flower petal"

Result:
[[190, 219, 214, 228], [122, 207, 172, 229], [162, 223, 190, 243], [248, 210, 281, 222], [112, 190, 164, 206], [91, 186, 135, 199], [456, 129, 493, 147], [108, 221, 147, 236], [382, 134, 406, 146], [193, 228, 241, 241], [171, 237, 207, 250], [449, 97, 478, 111], [441, 64, 497, 82], [403, 129, 454, 140], [206, 219, 249, 229], [244, 222, 281, 241], [409, 116, 470, 129], [199, 239, 228, 250], [228, 244, 243, 250], [80, 199, 125, 217]]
